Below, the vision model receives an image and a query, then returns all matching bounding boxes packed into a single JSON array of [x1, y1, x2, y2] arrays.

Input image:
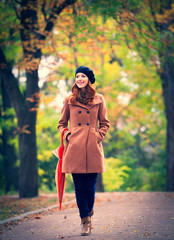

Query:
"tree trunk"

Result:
[[18, 70, 39, 197], [147, 0, 174, 191], [0, 48, 39, 197], [1, 79, 18, 192], [0, 0, 77, 198], [160, 56, 174, 191], [18, 111, 38, 197]]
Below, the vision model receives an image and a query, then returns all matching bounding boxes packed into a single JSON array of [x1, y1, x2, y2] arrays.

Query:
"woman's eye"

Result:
[[76, 74, 86, 78]]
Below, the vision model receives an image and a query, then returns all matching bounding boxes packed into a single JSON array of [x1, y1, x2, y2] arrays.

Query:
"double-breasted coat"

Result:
[[57, 93, 110, 173]]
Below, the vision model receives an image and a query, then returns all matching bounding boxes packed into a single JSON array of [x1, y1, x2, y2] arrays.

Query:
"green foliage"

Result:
[[0, 1, 21, 63], [1, 0, 169, 194], [65, 174, 75, 193], [104, 125, 166, 191], [0, 155, 5, 195], [0, 108, 17, 132], [103, 157, 131, 191], [86, 0, 124, 18], [103, 139, 166, 192], [36, 106, 61, 191], [37, 10, 167, 192], [0, 89, 18, 194]]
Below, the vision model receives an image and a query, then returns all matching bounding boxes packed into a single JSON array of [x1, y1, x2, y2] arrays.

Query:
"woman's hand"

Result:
[[66, 132, 71, 141]]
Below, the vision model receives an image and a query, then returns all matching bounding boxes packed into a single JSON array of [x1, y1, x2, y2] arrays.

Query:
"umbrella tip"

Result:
[[59, 202, 61, 210]]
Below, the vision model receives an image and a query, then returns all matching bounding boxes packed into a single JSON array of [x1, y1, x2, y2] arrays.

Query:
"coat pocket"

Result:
[[95, 131, 102, 144]]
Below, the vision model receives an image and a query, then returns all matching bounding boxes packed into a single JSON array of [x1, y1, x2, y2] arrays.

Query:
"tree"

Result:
[[86, 0, 174, 190], [118, 0, 174, 191], [0, 78, 18, 193], [149, 1, 174, 191], [0, 0, 76, 197], [33, 1, 167, 192], [44, 4, 166, 192]]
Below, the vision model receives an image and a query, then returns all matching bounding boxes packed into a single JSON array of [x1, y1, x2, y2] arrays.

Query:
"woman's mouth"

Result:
[[77, 82, 84, 85]]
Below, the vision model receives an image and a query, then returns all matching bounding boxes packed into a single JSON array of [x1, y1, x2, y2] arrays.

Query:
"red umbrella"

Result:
[[52, 128, 69, 210]]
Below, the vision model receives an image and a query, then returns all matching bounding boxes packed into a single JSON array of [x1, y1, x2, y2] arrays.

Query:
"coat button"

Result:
[[87, 110, 90, 114], [87, 123, 89, 126], [78, 111, 81, 114], [78, 123, 81, 126]]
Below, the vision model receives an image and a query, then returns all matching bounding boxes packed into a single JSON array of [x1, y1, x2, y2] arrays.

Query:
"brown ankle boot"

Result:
[[89, 210, 94, 229], [89, 210, 94, 217], [81, 216, 91, 236]]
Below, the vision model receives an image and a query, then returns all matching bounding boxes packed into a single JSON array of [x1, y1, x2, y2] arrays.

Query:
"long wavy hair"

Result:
[[70, 81, 96, 105]]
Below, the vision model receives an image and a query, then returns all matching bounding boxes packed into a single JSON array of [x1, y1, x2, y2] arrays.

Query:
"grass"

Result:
[[0, 192, 75, 221]]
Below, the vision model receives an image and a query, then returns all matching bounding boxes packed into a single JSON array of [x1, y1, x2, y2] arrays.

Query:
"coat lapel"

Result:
[[68, 94, 102, 110]]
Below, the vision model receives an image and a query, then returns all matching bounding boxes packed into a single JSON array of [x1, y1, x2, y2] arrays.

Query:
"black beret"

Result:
[[75, 66, 95, 84]]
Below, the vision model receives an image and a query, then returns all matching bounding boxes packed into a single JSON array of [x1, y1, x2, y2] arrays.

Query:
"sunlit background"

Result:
[[1, 0, 172, 196]]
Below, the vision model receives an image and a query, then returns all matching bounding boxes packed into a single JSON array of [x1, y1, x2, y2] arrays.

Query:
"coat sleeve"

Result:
[[57, 97, 71, 141], [96, 95, 110, 142]]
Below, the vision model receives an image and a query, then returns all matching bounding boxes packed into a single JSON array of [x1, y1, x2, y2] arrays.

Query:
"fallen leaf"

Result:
[[144, 233, 150, 236], [102, 226, 109, 229]]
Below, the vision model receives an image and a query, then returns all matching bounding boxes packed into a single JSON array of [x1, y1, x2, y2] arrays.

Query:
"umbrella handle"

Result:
[[61, 128, 69, 146]]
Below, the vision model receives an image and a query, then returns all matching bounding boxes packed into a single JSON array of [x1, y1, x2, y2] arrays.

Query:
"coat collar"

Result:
[[68, 94, 102, 110]]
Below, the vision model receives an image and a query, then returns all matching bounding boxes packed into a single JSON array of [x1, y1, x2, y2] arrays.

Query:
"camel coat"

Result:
[[57, 93, 110, 173]]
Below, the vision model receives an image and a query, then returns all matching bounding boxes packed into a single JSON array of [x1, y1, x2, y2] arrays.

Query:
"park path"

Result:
[[1, 192, 174, 240]]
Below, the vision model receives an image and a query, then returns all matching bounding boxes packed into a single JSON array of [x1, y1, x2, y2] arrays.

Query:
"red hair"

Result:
[[70, 82, 96, 105]]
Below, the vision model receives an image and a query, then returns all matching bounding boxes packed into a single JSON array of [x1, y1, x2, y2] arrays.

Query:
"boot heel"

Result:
[[81, 216, 91, 236]]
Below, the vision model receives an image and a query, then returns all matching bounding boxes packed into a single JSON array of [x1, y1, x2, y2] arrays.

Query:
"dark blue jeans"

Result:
[[72, 173, 98, 219]]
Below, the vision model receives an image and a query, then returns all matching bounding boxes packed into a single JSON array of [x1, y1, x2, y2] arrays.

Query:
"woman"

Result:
[[57, 66, 110, 236]]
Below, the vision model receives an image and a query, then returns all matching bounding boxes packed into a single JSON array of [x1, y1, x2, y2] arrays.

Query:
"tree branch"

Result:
[[41, 0, 47, 22], [12, 0, 21, 19], [147, 0, 160, 31], [128, 21, 147, 63], [40, 0, 77, 40], [14, 0, 22, 4]]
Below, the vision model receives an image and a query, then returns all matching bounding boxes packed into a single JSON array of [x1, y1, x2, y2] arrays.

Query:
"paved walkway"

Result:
[[1, 192, 174, 240]]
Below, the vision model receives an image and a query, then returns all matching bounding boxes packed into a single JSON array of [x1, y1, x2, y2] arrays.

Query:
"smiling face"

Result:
[[75, 72, 89, 90]]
